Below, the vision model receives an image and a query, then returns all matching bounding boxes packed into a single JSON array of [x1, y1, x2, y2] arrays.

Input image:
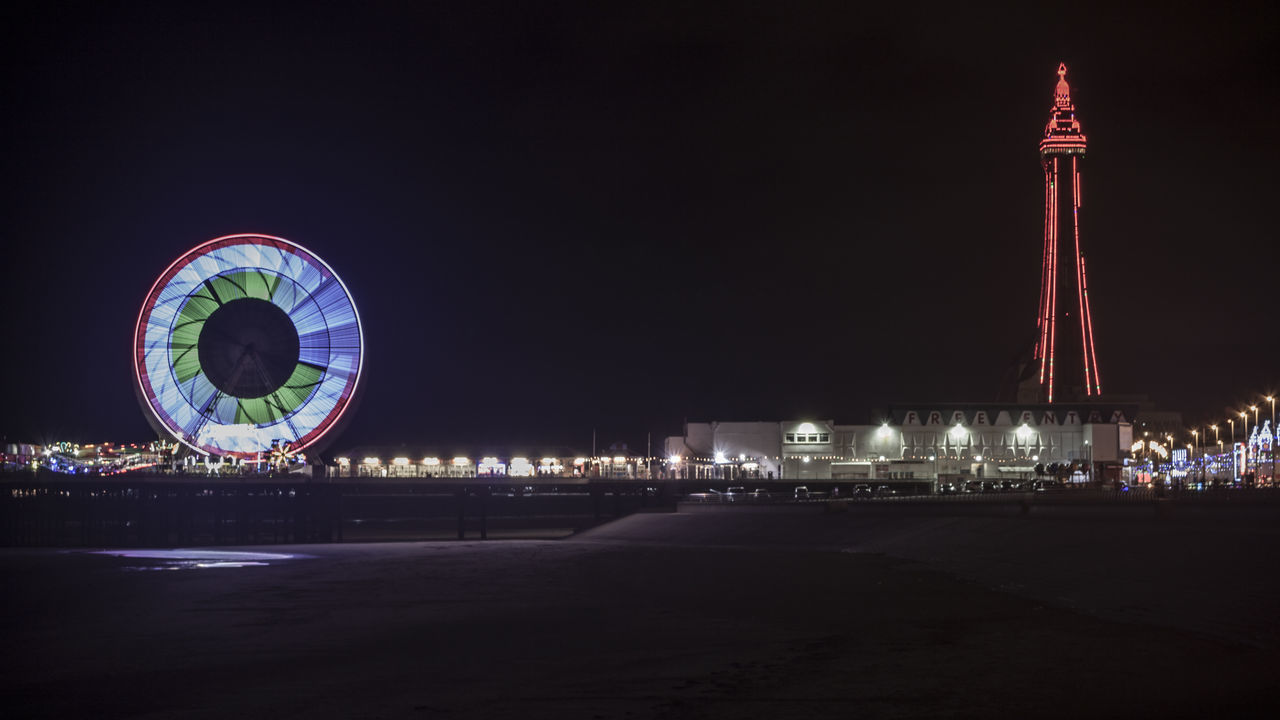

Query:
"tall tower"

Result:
[[1033, 63, 1101, 403]]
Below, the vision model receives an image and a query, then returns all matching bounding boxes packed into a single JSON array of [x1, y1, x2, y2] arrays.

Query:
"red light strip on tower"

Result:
[[1073, 156, 1091, 396], [1081, 255, 1102, 394], [1047, 158, 1059, 403], [1037, 167, 1053, 382]]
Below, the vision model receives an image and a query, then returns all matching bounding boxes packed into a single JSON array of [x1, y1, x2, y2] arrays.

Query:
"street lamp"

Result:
[[1268, 396, 1276, 482], [1210, 424, 1220, 482], [1228, 417, 1237, 482], [1190, 430, 1198, 486], [1144, 432, 1160, 483], [1241, 411, 1250, 479]]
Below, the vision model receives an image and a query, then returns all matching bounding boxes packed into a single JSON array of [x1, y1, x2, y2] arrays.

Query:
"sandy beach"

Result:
[[4, 504, 1278, 718]]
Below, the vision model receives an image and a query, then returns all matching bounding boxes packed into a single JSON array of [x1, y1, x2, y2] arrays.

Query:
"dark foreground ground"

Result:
[[3, 504, 1279, 719]]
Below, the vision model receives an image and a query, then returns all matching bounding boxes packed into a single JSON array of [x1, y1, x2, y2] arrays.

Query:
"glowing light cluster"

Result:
[[134, 234, 363, 458], [1034, 63, 1101, 402]]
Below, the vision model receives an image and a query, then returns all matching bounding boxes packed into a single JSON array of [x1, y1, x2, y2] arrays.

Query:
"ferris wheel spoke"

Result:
[[267, 391, 294, 418], [172, 345, 197, 365], [202, 279, 226, 306], [186, 390, 221, 445], [282, 414, 302, 443], [220, 273, 251, 299], [172, 318, 207, 332]]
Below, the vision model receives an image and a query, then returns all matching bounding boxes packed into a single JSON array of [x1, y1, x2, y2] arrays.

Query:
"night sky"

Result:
[[2, 2, 1277, 453]]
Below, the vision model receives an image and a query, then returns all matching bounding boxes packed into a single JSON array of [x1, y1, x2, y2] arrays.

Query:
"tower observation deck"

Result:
[[1033, 63, 1101, 403]]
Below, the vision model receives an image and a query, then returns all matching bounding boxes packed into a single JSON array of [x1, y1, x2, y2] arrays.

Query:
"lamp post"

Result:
[[1228, 417, 1237, 482], [1240, 411, 1249, 480], [1211, 424, 1220, 484], [1268, 396, 1276, 483], [1250, 406, 1259, 476], [1143, 431, 1159, 486], [1182, 425, 1192, 486], [1199, 428, 1206, 484]]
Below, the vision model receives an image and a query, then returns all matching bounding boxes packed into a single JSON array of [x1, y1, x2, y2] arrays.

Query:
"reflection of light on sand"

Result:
[[91, 549, 301, 570]]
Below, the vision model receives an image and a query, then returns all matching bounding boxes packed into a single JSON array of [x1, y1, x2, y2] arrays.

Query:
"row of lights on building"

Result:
[[336, 456, 636, 467], [340, 423, 1054, 470], [879, 422, 1044, 439]]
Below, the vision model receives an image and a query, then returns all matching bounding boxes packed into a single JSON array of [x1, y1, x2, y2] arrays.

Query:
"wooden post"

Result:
[[457, 488, 466, 540]]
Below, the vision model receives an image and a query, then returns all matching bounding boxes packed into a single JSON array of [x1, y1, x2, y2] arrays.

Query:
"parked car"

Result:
[[874, 485, 895, 496]]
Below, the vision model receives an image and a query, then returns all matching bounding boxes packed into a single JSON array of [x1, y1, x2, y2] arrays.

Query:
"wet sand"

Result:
[[3, 506, 1278, 718]]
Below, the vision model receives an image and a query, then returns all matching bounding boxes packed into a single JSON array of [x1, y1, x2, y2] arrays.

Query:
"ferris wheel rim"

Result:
[[133, 233, 364, 458]]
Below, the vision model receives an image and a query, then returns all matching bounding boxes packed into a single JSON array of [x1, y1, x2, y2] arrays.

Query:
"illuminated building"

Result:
[[1031, 63, 1102, 403], [665, 404, 1136, 485]]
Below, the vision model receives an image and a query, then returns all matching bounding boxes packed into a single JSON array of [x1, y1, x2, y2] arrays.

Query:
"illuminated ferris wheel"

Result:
[[134, 234, 364, 458]]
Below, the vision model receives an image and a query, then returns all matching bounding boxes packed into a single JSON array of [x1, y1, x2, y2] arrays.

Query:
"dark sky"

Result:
[[2, 1, 1277, 452]]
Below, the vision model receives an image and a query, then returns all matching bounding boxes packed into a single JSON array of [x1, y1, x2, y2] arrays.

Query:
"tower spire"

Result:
[[1054, 62, 1071, 108]]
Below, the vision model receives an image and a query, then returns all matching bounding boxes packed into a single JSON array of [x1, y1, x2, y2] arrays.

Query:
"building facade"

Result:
[[666, 403, 1135, 486]]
